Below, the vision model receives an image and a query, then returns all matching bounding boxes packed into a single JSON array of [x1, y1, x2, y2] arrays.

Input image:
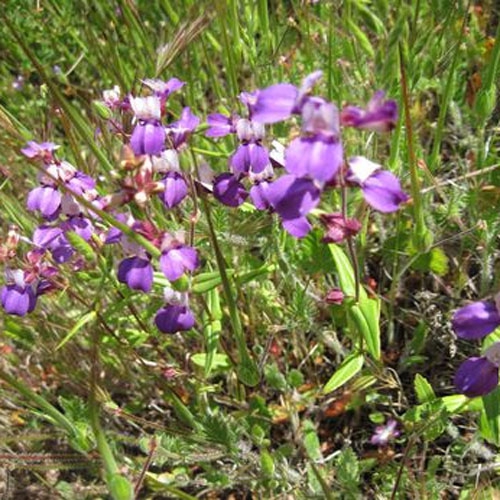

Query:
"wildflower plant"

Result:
[[1, 1, 500, 498]]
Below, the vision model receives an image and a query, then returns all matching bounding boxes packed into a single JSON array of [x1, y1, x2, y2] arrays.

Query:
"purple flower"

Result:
[[155, 305, 195, 333], [130, 122, 166, 156], [231, 143, 270, 175], [21, 141, 59, 162], [347, 157, 408, 213], [160, 245, 199, 282], [142, 78, 185, 99], [455, 343, 500, 397], [159, 172, 188, 208], [265, 174, 321, 238], [206, 113, 236, 137], [455, 356, 499, 398], [129, 96, 166, 156], [286, 137, 342, 184], [341, 91, 398, 132], [249, 180, 272, 210], [117, 256, 153, 293], [213, 173, 248, 207], [27, 186, 62, 219], [1, 284, 37, 316], [166, 107, 200, 149], [370, 419, 400, 446], [452, 300, 500, 340], [251, 71, 323, 124], [251, 83, 299, 123]]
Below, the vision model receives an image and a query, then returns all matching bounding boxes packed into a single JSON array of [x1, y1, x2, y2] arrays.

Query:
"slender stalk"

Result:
[[399, 42, 430, 252], [0, 368, 78, 439], [89, 331, 119, 479]]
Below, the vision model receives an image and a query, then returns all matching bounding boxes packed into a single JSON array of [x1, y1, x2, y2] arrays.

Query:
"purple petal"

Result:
[[160, 172, 188, 208], [155, 305, 195, 333], [206, 113, 234, 138], [143, 122, 166, 155], [455, 356, 499, 398], [27, 186, 61, 218], [285, 137, 342, 183], [249, 181, 271, 210], [130, 122, 166, 156], [64, 216, 94, 241], [452, 301, 500, 339], [1, 284, 37, 316], [33, 225, 64, 248], [265, 174, 321, 220], [213, 173, 248, 207], [252, 83, 298, 124], [340, 91, 398, 132], [66, 172, 96, 194], [282, 217, 312, 238], [361, 171, 409, 212], [117, 256, 153, 293], [160, 246, 199, 282]]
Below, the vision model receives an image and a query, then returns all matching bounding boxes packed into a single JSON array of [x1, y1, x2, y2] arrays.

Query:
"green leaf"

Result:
[[329, 245, 381, 360], [323, 353, 364, 394], [414, 374, 436, 404], [108, 473, 134, 500], [191, 269, 234, 294], [65, 231, 96, 262], [481, 386, 500, 445], [303, 419, 322, 461], [56, 311, 97, 350], [412, 247, 449, 276], [349, 300, 381, 360], [329, 244, 366, 300], [191, 353, 230, 371]]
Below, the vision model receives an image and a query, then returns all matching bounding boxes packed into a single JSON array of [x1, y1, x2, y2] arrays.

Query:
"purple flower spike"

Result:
[[213, 173, 248, 207], [130, 122, 166, 156], [155, 305, 195, 333], [252, 83, 299, 124], [1, 284, 37, 316], [160, 172, 188, 208], [286, 137, 342, 183], [160, 246, 199, 282], [341, 91, 398, 132], [27, 186, 62, 218], [117, 256, 153, 293], [452, 300, 500, 339], [370, 419, 400, 446], [206, 113, 235, 137], [455, 356, 499, 398]]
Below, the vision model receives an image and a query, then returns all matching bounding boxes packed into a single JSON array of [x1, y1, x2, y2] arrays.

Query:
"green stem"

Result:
[[200, 195, 259, 386], [399, 42, 431, 252], [0, 368, 77, 438]]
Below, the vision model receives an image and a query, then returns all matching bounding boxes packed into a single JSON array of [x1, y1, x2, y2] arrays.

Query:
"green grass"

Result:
[[1, 0, 500, 498]]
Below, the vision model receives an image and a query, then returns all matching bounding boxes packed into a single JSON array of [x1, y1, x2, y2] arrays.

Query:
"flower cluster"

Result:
[[1, 77, 200, 335], [453, 296, 500, 397], [206, 71, 408, 238], [1, 71, 407, 338], [1, 141, 98, 316]]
